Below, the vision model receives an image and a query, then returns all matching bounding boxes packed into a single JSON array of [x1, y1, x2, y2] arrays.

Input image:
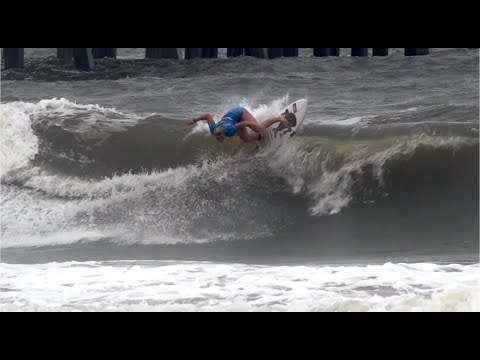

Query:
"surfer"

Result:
[[185, 106, 290, 143]]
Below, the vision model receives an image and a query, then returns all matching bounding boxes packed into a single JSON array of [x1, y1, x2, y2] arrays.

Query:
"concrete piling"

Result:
[[405, 48, 429, 56], [73, 48, 94, 71], [4, 48, 24, 69], [201, 48, 218, 58], [185, 48, 203, 59], [282, 48, 298, 57], [313, 48, 330, 57], [268, 48, 283, 59], [227, 48, 244, 57], [245, 48, 268, 58], [92, 48, 117, 58], [146, 48, 180, 59], [351, 48, 368, 57], [373, 48, 389, 56]]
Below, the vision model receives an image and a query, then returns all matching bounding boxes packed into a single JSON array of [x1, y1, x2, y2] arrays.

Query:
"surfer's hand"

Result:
[[185, 118, 196, 125]]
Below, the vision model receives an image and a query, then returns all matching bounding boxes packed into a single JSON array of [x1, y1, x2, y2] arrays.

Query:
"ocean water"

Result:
[[1, 48, 478, 311]]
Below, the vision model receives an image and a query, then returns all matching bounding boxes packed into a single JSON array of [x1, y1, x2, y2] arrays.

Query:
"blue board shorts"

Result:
[[209, 106, 245, 137]]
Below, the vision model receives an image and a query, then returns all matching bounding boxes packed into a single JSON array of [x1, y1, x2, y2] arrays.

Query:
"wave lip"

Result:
[[0, 102, 39, 176]]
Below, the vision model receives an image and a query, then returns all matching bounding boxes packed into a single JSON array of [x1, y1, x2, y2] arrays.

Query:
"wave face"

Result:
[[1, 96, 477, 261]]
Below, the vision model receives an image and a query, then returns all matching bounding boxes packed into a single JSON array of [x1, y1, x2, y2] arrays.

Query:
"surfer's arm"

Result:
[[185, 114, 215, 126]]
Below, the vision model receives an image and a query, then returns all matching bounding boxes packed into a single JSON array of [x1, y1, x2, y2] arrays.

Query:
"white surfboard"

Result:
[[258, 99, 308, 151]]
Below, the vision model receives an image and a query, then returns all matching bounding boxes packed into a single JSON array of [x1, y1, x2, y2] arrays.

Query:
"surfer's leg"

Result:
[[237, 109, 262, 143], [241, 109, 288, 128], [261, 115, 289, 128], [237, 127, 260, 143], [240, 109, 260, 124]]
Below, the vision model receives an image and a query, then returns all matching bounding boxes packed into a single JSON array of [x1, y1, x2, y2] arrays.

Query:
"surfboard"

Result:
[[258, 99, 308, 151]]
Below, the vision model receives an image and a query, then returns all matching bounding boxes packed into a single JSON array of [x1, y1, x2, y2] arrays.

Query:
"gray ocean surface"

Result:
[[1, 48, 478, 311]]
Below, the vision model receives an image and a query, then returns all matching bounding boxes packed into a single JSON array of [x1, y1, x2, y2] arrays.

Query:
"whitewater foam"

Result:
[[1, 261, 477, 312], [0, 102, 39, 176]]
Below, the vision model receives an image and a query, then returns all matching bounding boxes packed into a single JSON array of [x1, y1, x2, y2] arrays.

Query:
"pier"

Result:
[[0, 48, 469, 71]]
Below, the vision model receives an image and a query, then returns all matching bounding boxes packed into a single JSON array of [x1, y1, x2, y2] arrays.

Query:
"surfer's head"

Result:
[[210, 122, 236, 142], [210, 123, 225, 142]]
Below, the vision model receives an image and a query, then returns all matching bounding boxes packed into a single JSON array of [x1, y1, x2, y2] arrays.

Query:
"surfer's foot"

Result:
[[279, 115, 289, 126]]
